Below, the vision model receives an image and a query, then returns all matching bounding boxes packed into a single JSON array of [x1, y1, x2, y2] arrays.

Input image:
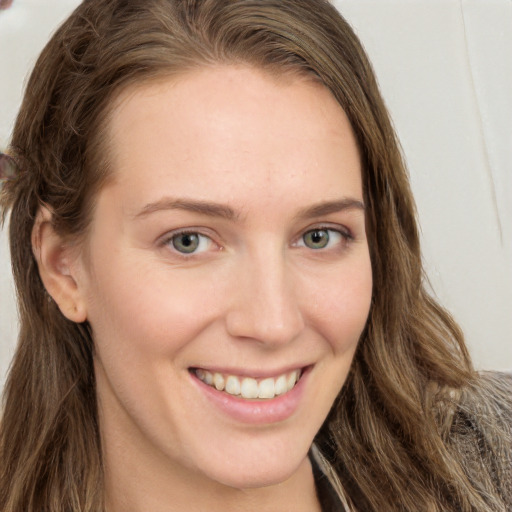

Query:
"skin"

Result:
[[37, 66, 373, 511]]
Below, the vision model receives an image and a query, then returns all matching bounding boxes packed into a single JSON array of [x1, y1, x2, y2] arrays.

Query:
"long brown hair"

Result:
[[0, 1, 508, 510]]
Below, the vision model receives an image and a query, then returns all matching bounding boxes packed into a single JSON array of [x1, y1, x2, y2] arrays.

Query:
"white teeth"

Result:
[[194, 368, 302, 400], [258, 378, 275, 399], [225, 375, 240, 395], [241, 377, 259, 399], [204, 371, 213, 386], [287, 371, 298, 391], [274, 374, 287, 395], [213, 372, 225, 391]]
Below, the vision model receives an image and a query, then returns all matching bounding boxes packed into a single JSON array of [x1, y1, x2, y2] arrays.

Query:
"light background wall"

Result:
[[1, 0, 511, 391]]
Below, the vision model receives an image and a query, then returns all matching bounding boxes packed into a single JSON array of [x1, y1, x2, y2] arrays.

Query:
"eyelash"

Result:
[[161, 229, 216, 256], [294, 226, 353, 251], [160, 225, 353, 257]]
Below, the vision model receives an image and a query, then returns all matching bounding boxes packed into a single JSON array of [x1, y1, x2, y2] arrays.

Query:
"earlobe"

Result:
[[32, 207, 87, 323]]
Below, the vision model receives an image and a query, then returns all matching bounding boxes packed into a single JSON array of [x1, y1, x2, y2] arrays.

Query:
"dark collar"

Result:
[[310, 448, 347, 512]]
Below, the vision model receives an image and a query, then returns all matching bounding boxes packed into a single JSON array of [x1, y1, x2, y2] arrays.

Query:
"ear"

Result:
[[32, 207, 87, 323]]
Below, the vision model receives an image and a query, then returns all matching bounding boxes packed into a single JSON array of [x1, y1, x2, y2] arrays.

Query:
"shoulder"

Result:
[[449, 371, 512, 509], [457, 371, 512, 427], [455, 371, 512, 440]]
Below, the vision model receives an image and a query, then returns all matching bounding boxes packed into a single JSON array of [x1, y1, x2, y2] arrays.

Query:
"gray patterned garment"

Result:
[[311, 372, 512, 511]]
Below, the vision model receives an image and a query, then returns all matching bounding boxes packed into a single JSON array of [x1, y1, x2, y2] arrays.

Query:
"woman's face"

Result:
[[75, 66, 372, 491]]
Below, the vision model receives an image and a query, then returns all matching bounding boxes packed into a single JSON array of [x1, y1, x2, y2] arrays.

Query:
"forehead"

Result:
[[102, 65, 362, 213]]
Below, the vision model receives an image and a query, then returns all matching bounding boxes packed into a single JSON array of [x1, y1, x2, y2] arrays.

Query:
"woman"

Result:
[[0, 0, 510, 510]]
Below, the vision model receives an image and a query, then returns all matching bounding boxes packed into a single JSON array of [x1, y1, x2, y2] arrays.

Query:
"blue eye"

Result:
[[170, 232, 212, 254], [299, 228, 346, 250]]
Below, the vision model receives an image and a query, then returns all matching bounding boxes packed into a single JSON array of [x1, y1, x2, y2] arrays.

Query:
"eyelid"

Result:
[[295, 224, 353, 242], [157, 223, 354, 256], [159, 228, 220, 256], [292, 224, 354, 253]]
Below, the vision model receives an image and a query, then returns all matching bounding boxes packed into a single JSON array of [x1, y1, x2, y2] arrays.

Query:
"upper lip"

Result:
[[189, 364, 310, 379]]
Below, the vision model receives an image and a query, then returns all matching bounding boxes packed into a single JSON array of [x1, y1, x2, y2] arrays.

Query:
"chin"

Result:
[[212, 464, 300, 490], [193, 442, 310, 490]]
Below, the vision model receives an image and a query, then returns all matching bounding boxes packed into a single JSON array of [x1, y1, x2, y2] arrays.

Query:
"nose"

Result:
[[225, 249, 305, 347]]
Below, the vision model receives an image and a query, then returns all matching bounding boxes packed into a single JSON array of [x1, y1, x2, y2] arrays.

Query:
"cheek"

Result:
[[84, 256, 221, 360], [303, 255, 372, 353]]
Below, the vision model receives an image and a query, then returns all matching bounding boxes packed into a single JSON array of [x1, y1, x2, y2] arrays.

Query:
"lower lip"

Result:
[[191, 368, 310, 425]]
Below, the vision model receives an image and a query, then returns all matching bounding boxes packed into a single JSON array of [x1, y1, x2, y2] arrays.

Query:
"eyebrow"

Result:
[[133, 196, 364, 221], [294, 198, 365, 220], [134, 197, 238, 220]]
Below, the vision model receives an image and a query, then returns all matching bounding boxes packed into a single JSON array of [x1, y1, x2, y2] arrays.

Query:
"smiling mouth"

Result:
[[191, 368, 303, 400]]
